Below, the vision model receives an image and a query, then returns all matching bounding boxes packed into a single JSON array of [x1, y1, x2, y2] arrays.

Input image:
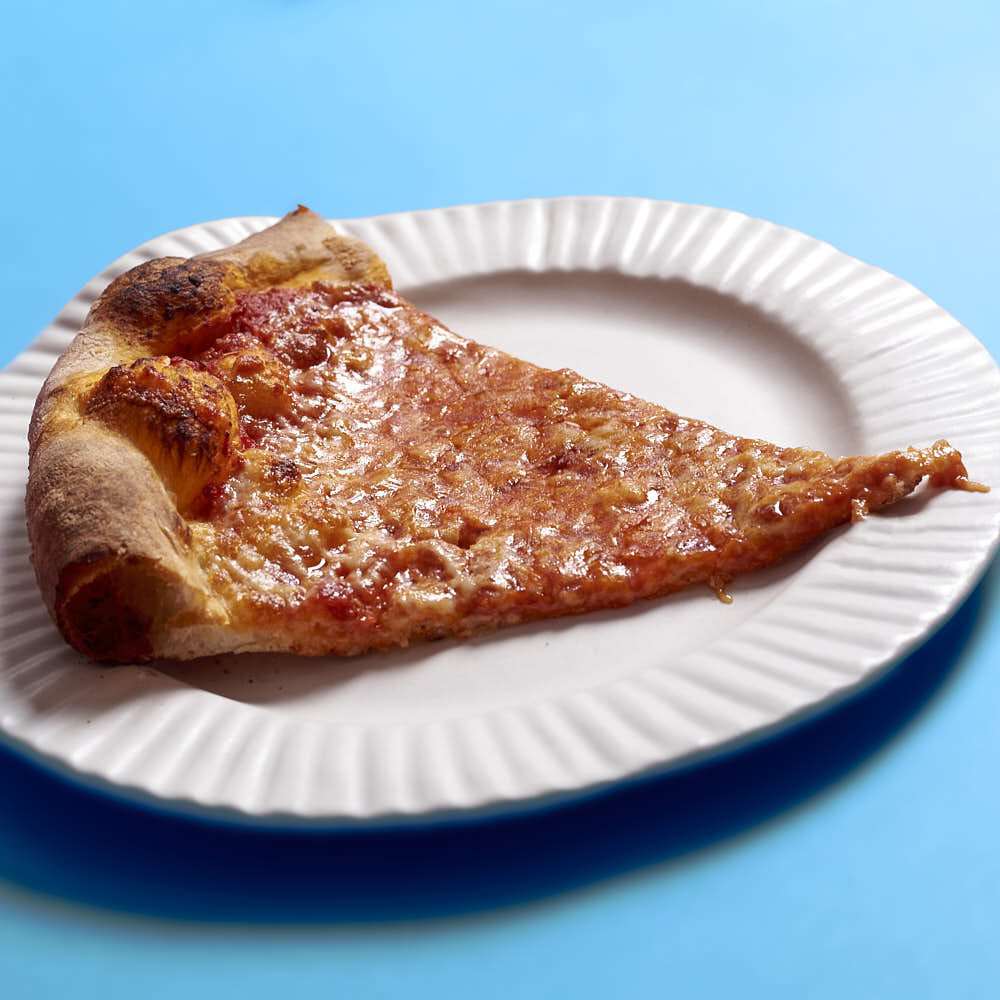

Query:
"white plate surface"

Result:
[[1, 197, 998, 825]]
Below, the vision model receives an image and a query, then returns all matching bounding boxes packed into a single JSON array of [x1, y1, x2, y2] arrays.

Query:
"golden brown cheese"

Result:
[[175, 281, 975, 654], [86, 357, 240, 514]]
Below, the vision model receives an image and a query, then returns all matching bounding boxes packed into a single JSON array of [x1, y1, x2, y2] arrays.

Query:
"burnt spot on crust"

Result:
[[91, 257, 236, 352], [85, 357, 241, 515]]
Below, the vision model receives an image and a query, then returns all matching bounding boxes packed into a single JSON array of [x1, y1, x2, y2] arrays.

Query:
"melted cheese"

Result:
[[177, 282, 971, 654]]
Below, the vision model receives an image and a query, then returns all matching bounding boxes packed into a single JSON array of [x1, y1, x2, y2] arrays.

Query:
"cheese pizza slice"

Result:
[[26, 207, 983, 662]]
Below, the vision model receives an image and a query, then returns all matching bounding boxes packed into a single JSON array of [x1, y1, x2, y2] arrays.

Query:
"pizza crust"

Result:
[[26, 207, 390, 661]]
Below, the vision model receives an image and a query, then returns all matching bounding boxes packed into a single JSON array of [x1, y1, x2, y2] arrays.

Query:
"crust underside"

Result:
[[26, 208, 981, 663]]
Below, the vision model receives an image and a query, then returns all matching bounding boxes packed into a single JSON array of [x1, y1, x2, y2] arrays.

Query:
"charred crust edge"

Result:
[[89, 257, 235, 350]]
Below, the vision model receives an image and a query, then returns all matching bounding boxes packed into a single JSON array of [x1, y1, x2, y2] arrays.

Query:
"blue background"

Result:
[[2, 1, 999, 996]]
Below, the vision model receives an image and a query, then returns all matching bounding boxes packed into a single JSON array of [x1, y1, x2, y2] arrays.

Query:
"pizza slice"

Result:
[[26, 207, 984, 663]]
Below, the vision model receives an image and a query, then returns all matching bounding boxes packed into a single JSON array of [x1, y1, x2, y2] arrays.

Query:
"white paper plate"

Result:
[[2, 197, 998, 826]]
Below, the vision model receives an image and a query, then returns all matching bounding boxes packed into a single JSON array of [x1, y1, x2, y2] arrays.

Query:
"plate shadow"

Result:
[[0, 564, 993, 924]]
